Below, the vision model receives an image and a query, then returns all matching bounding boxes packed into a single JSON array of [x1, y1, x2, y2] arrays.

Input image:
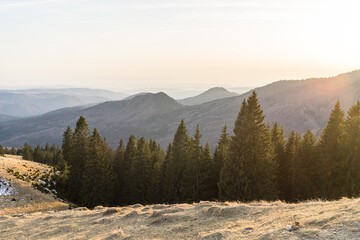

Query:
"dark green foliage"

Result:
[[42, 93, 360, 207], [271, 123, 288, 200], [147, 140, 165, 203], [198, 142, 217, 200], [0, 145, 4, 156], [113, 138, 125, 203], [165, 119, 190, 202], [11, 147, 17, 155], [180, 125, 217, 202], [213, 125, 229, 198], [68, 116, 90, 203], [33, 145, 44, 163], [180, 125, 203, 202], [62, 126, 74, 164], [129, 137, 151, 203], [296, 130, 318, 200], [343, 101, 360, 197], [318, 101, 345, 199], [23, 142, 33, 161], [285, 130, 301, 201], [120, 134, 137, 204], [219, 92, 276, 201], [81, 129, 114, 208]]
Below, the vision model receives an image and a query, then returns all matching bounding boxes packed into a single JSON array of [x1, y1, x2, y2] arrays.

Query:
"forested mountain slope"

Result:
[[0, 70, 359, 148]]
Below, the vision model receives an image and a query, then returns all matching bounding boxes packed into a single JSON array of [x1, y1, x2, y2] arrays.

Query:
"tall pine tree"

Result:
[[180, 125, 203, 202], [214, 125, 229, 198], [219, 92, 275, 201], [121, 134, 137, 204], [165, 119, 189, 202], [113, 138, 125, 203], [23, 142, 33, 161], [271, 122, 287, 200], [297, 130, 318, 200], [285, 130, 301, 201], [318, 101, 345, 199], [343, 101, 360, 197], [81, 128, 114, 208], [68, 116, 90, 203]]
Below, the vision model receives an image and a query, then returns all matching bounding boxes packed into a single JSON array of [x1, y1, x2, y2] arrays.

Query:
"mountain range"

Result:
[[0, 114, 19, 123], [0, 70, 359, 149], [0, 88, 128, 117]]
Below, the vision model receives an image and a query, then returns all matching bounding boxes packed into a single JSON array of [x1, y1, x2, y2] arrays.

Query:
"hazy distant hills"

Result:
[[178, 87, 239, 105], [0, 114, 19, 123], [1, 70, 360, 148], [0, 88, 128, 117]]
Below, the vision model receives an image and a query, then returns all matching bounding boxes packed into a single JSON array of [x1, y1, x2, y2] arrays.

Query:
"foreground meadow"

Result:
[[1, 198, 360, 239]]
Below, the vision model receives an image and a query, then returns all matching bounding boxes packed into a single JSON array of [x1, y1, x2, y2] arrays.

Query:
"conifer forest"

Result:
[[10, 91, 360, 208]]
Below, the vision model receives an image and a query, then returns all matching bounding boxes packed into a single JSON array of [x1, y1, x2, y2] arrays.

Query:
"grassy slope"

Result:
[[0, 198, 359, 239], [0, 156, 68, 215]]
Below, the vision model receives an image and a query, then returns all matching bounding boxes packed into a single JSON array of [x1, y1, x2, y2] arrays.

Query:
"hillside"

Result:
[[1, 197, 360, 239], [0, 156, 68, 215], [178, 87, 239, 105], [0, 114, 18, 123], [0, 88, 128, 117], [1, 70, 360, 148]]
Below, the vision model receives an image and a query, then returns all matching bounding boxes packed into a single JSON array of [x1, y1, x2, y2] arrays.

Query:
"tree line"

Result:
[[4, 91, 360, 207], [2, 143, 64, 167]]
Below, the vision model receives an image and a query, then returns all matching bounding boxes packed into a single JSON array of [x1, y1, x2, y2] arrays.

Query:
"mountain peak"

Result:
[[178, 87, 238, 105], [203, 87, 228, 93]]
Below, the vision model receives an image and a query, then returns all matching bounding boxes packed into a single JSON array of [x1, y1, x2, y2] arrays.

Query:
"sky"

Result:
[[1, 0, 360, 91]]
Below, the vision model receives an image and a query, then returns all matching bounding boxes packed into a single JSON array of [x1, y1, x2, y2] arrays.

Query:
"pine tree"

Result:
[[162, 142, 173, 202], [219, 92, 276, 201], [318, 101, 345, 199], [62, 126, 74, 164], [113, 138, 125, 203], [219, 99, 248, 200], [271, 122, 287, 200], [343, 101, 360, 197], [121, 134, 137, 204], [33, 144, 44, 163], [23, 142, 33, 161], [297, 130, 318, 200], [213, 125, 229, 198], [52, 145, 64, 167], [10, 147, 17, 155], [68, 116, 90, 203], [285, 130, 301, 201], [165, 119, 190, 202], [147, 142, 165, 203], [81, 128, 114, 208], [198, 142, 216, 200], [180, 125, 202, 202], [129, 137, 151, 203]]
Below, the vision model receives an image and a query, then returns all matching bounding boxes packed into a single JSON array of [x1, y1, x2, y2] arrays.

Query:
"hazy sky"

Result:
[[1, 0, 359, 91]]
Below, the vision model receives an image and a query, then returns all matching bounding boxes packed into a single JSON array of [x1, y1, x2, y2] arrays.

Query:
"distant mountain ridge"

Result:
[[178, 87, 239, 105], [0, 114, 19, 123], [1, 70, 360, 148], [0, 88, 128, 117]]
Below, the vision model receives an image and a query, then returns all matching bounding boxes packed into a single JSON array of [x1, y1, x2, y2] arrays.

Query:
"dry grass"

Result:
[[0, 156, 69, 215], [1, 156, 360, 239], [1, 198, 360, 239]]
